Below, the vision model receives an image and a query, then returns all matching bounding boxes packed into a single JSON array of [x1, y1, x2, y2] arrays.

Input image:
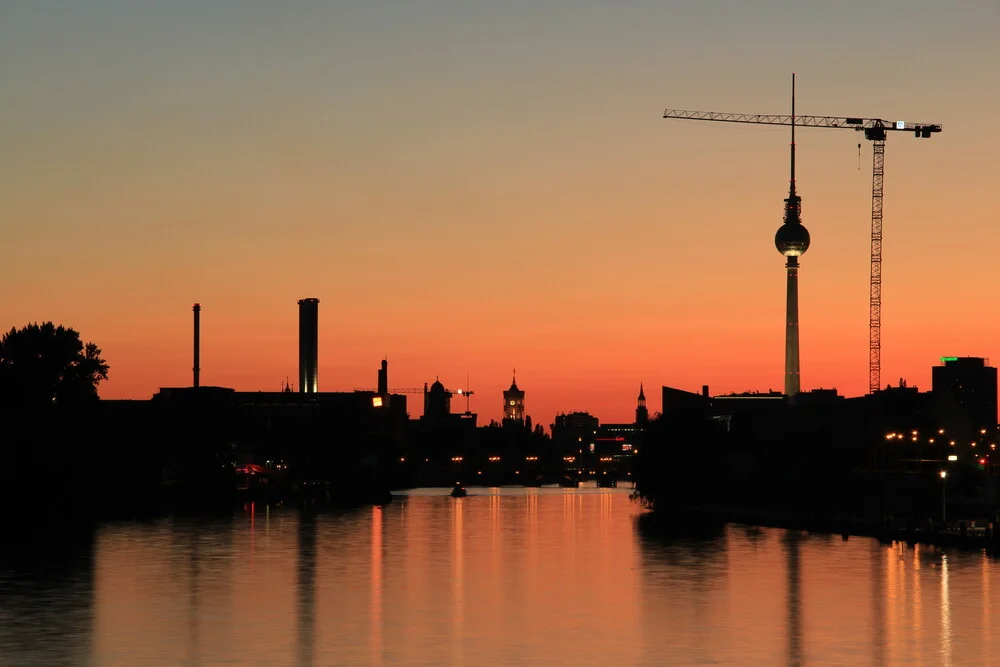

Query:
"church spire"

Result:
[[636, 382, 649, 427]]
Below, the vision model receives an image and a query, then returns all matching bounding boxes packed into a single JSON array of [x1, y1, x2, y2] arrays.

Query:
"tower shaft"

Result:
[[784, 256, 800, 396]]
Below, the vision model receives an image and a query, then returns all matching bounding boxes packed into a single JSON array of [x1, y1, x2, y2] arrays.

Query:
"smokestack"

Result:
[[378, 358, 388, 395], [193, 303, 201, 388], [298, 298, 319, 393]]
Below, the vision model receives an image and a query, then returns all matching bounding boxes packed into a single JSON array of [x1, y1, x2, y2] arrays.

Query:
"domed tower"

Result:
[[635, 383, 649, 426], [503, 370, 525, 425], [424, 378, 452, 421], [775, 74, 810, 398]]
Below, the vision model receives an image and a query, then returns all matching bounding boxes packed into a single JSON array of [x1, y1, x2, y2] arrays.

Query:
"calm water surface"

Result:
[[1, 486, 998, 666]]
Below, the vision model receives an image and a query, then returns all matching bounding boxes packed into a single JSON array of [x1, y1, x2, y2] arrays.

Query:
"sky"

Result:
[[2, 0, 999, 425]]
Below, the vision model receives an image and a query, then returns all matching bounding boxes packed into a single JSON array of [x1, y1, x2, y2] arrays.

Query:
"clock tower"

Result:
[[503, 370, 525, 425]]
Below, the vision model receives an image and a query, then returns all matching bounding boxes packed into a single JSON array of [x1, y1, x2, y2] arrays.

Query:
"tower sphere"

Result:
[[775, 222, 810, 257]]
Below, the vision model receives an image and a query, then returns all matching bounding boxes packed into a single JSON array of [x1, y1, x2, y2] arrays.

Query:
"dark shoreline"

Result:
[[640, 504, 1000, 553]]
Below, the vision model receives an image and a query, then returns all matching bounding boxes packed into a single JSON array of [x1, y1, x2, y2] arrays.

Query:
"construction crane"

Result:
[[663, 97, 941, 394]]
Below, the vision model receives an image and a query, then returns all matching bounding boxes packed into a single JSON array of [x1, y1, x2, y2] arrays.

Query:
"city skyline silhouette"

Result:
[[3, 1, 998, 425]]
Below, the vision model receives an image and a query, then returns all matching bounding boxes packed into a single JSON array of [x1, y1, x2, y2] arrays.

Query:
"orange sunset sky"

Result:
[[3, 1, 999, 425]]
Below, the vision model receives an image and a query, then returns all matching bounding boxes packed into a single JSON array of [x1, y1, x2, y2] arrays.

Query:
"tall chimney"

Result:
[[298, 298, 319, 393], [377, 358, 388, 395], [193, 303, 201, 388]]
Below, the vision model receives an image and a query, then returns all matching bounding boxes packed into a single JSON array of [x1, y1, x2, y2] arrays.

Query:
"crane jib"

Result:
[[662, 110, 941, 135]]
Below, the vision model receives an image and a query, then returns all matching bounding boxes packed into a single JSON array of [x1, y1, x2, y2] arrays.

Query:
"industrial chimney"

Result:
[[298, 298, 319, 393], [193, 303, 201, 388]]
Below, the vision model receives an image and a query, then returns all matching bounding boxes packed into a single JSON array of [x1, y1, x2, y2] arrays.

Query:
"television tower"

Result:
[[773, 74, 810, 397], [662, 80, 940, 395]]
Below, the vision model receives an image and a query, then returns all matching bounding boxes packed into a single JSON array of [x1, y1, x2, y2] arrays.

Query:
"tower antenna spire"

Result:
[[790, 72, 796, 197]]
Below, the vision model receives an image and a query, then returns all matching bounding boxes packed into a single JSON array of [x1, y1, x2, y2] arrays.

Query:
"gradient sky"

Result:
[[3, 0, 999, 425]]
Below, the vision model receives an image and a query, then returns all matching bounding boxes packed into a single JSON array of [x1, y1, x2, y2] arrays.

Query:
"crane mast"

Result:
[[663, 102, 940, 395], [869, 134, 885, 394]]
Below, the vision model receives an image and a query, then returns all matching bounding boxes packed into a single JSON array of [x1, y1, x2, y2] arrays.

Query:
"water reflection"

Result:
[[370, 507, 383, 667], [0, 532, 95, 667], [940, 553, 952, 667], [451, 498, 464, 666], [296, 512, 316, 667], [870, 541, 887, 665], [634, 513, 728, 665], [5, 490, 1000, 666], [185, 531, 201, 667], [782, 531, 803, 667]]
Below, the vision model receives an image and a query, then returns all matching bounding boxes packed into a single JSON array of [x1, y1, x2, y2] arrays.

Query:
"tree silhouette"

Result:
[[0, 322, 109, 409]]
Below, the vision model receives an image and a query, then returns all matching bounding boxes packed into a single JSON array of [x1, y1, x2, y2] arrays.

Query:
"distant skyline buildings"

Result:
[[175, 300, 654, 425], [108, 296, 1000, 427]]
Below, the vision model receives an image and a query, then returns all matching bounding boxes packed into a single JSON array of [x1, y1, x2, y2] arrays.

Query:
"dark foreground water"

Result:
[[1, 486, 998, 666]]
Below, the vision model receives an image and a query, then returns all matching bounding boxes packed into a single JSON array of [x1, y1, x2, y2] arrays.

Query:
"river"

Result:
[[1, 486, 997, 666]]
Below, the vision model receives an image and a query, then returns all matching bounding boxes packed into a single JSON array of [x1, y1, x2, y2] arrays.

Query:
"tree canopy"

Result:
[[0, 322, 109, 409]]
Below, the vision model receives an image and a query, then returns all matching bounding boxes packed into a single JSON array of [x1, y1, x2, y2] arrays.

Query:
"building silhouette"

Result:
[[592, 385, 649, 461], [423, 379, 451, 422], [377, 359, 388, 396], [932, 356, 998, 433], [552, 412, 599, 456], [503, 371, 525, 425]]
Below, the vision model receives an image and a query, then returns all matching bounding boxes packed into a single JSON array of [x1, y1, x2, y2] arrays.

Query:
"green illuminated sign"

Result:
[[940, 356, 958, 362]]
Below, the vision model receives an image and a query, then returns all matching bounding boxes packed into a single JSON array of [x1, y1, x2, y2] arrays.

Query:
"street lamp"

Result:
[[939, 470, 948, 523]]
